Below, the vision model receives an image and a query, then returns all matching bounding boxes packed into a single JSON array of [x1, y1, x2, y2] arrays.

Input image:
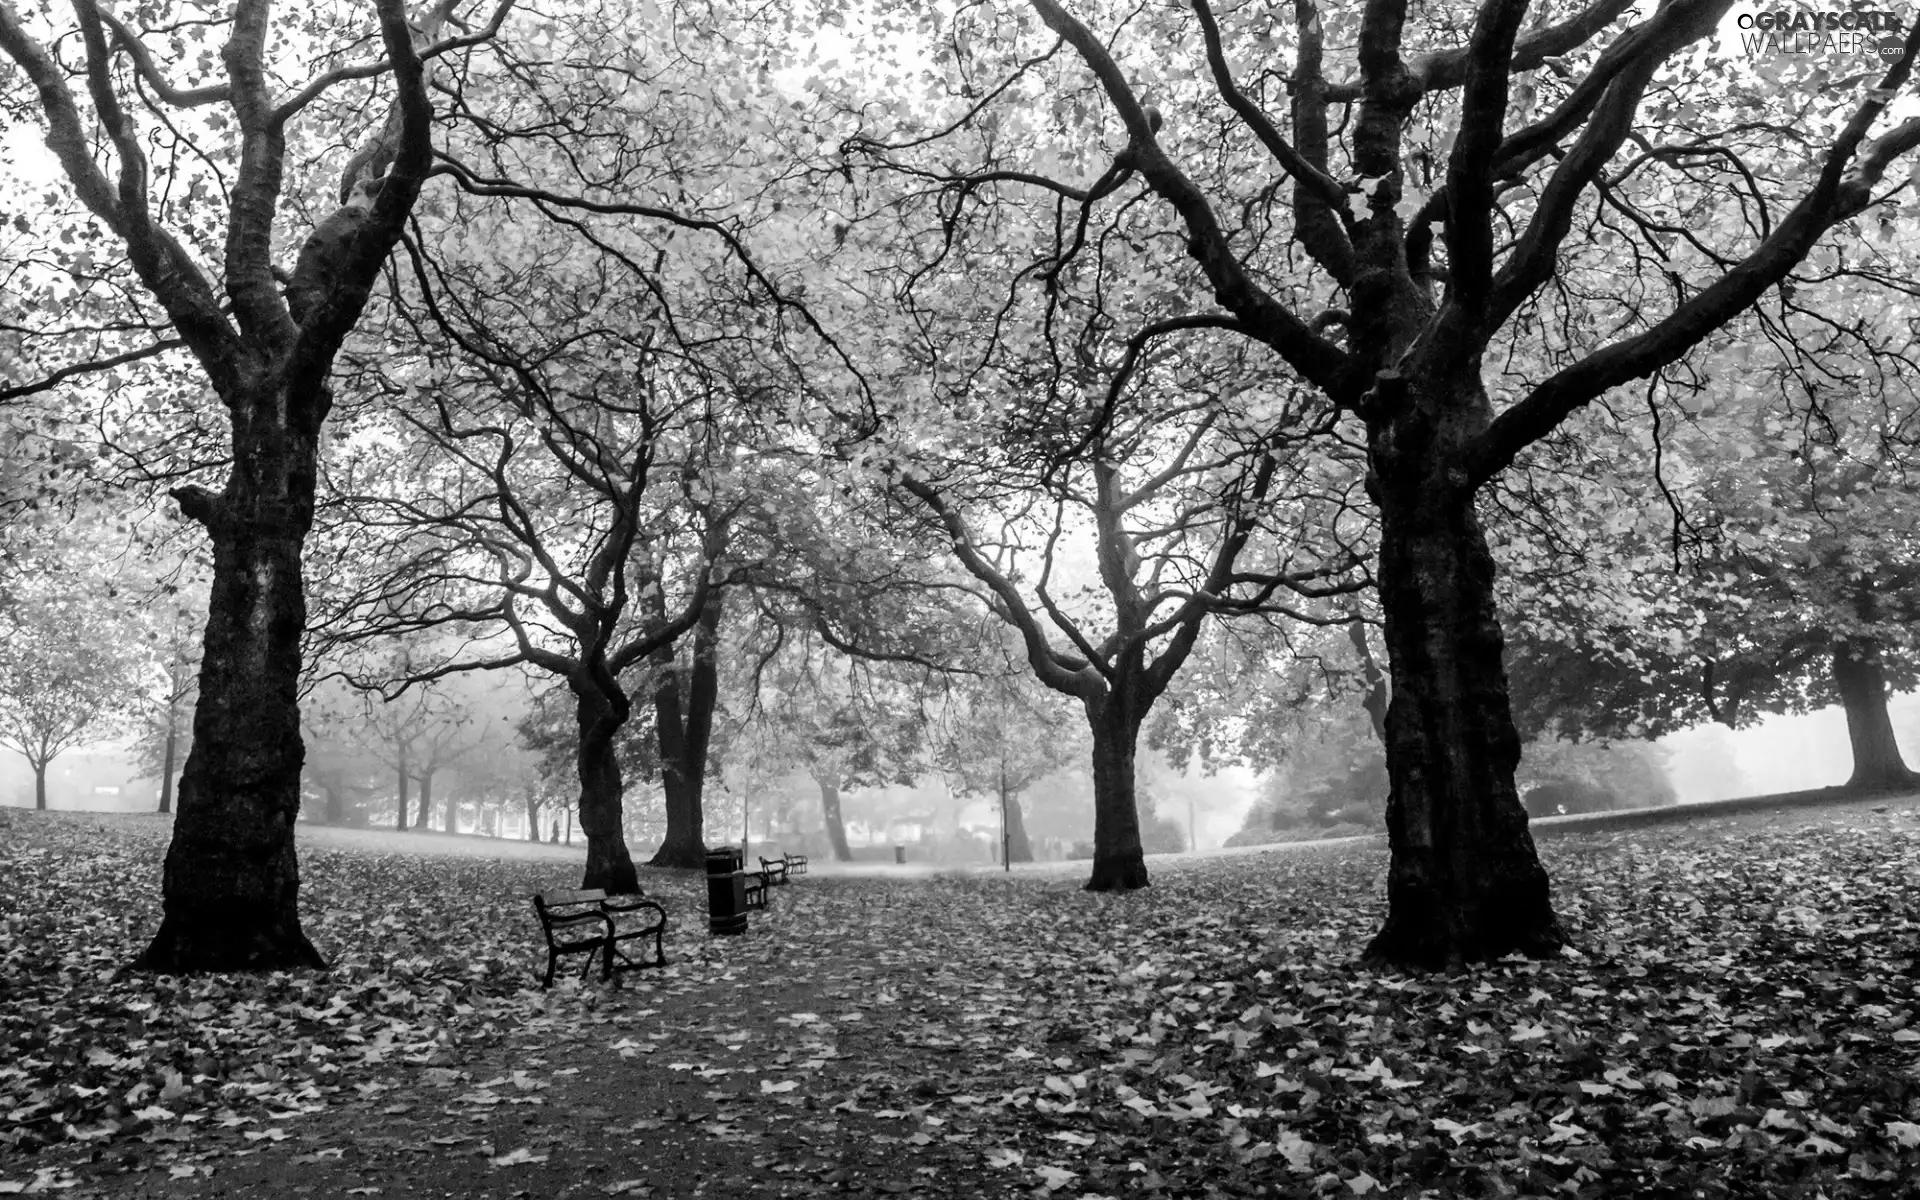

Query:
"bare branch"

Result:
[[0, 1, 241, 391], [1470, 22, 1920, 485], [1483, 0, 1728, 337], [98, 9, 230, 107], [1191, 0, 1354, 282], [1028, 0, 1354, 402], [0, 338, 185, 400], [894, 471, 1098, 698], [1324, 0, 1639, 102]]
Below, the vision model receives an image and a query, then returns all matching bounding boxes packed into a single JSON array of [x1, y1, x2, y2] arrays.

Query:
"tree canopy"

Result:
[[7, 0, 1920, 976]]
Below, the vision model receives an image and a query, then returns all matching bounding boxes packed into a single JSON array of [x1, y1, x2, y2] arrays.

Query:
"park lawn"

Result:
[[1, 801, 1919, 1198]]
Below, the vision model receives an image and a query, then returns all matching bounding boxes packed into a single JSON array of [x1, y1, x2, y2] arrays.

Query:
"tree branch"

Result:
[[1482, 0, 1727, 338], [1287, 0, 1356, 287], [272, 0, 515, 129], [97, 9, 230, 107], [0, 1, 241, 392], [222, 0, 292, 344], [895, 471, 1098, 699], [1027, 0, 1354, 402], [1191, 0, 1354, 283], [1324, 0, 1639, 102], [1469, 22, 1920, 485], [0, 338, 185, 401], [1442, 0, 1532, 313], [287, 0, 442, 381], [169, 484, 223, 529]]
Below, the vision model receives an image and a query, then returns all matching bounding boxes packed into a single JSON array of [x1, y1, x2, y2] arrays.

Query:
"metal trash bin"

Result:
[[893, 844, 905, 865], [706, 846, 748, 935]]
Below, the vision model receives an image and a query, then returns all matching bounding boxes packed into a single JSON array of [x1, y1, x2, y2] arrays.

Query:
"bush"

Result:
[[1523, 777, 1618, 818], [1141, 812, 1186, 855]]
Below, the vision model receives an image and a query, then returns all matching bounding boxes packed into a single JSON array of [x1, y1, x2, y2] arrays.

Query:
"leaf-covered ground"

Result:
[[3, 799, 1919, 1198]]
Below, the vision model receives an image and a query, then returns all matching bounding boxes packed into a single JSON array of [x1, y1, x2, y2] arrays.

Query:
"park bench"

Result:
[[531, 888, 667, 988], [759, 850, 807, 885]]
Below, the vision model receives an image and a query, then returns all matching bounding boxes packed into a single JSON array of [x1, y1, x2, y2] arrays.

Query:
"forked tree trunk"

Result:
[[135, 435, 327, 972], [1831, 636, 1916, 791], [1363, 488, 1564, 971], [817, 777, 853, 861], [572, 675, 640, 893], [648, 597, 723, 868], [1084, 692, 1148, 891]]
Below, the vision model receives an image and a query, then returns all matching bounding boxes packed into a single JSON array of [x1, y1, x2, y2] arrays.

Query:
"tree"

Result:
[[301, 712, 384, 827], [741, 640, 932, 862], [120, 560, 211, 818], [0, 0, 515, 970], [140, 607, 200, 816], [326, 347, 732, 887], [515, 683, 637, 844], [895, 379, 1363, 890], [1502, 292, 1920, 793], [645, 593, 726, 867], [297, 0, 864, 881], [0, 586, 135, 809], [1518, 737, 1675, 817], [844, 0, 1920, 965], [408, 694, 482, 834], [936, 670, 1078, 865], [313, 654, 450, 833]]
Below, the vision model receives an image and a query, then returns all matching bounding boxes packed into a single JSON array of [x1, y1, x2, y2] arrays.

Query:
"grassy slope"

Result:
[[1, 796, 1918, 1198]]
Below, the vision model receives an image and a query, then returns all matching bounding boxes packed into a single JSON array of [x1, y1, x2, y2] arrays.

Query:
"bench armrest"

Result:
[[601, 894, 661, 914], [601, 896, 667, 932], [541, 909, 606, 927]]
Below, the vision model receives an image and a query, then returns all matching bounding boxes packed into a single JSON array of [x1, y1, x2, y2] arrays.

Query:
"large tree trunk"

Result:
[[135, 423, 327, 971], [572, 674, 640, 893], [1363, 487, 1564, 970], [1831, 636, 1916, 791], [1084, 693, 1148, 891], [33, 761, 47, 811], [647, 596, 723, 868], [817, 776, 853, 862], [525, 792, 541, 842], [417, 772, 435, 833]]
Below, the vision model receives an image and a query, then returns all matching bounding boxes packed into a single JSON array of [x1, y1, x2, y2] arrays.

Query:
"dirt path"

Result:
[[46, 878, 1063, 1200]]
